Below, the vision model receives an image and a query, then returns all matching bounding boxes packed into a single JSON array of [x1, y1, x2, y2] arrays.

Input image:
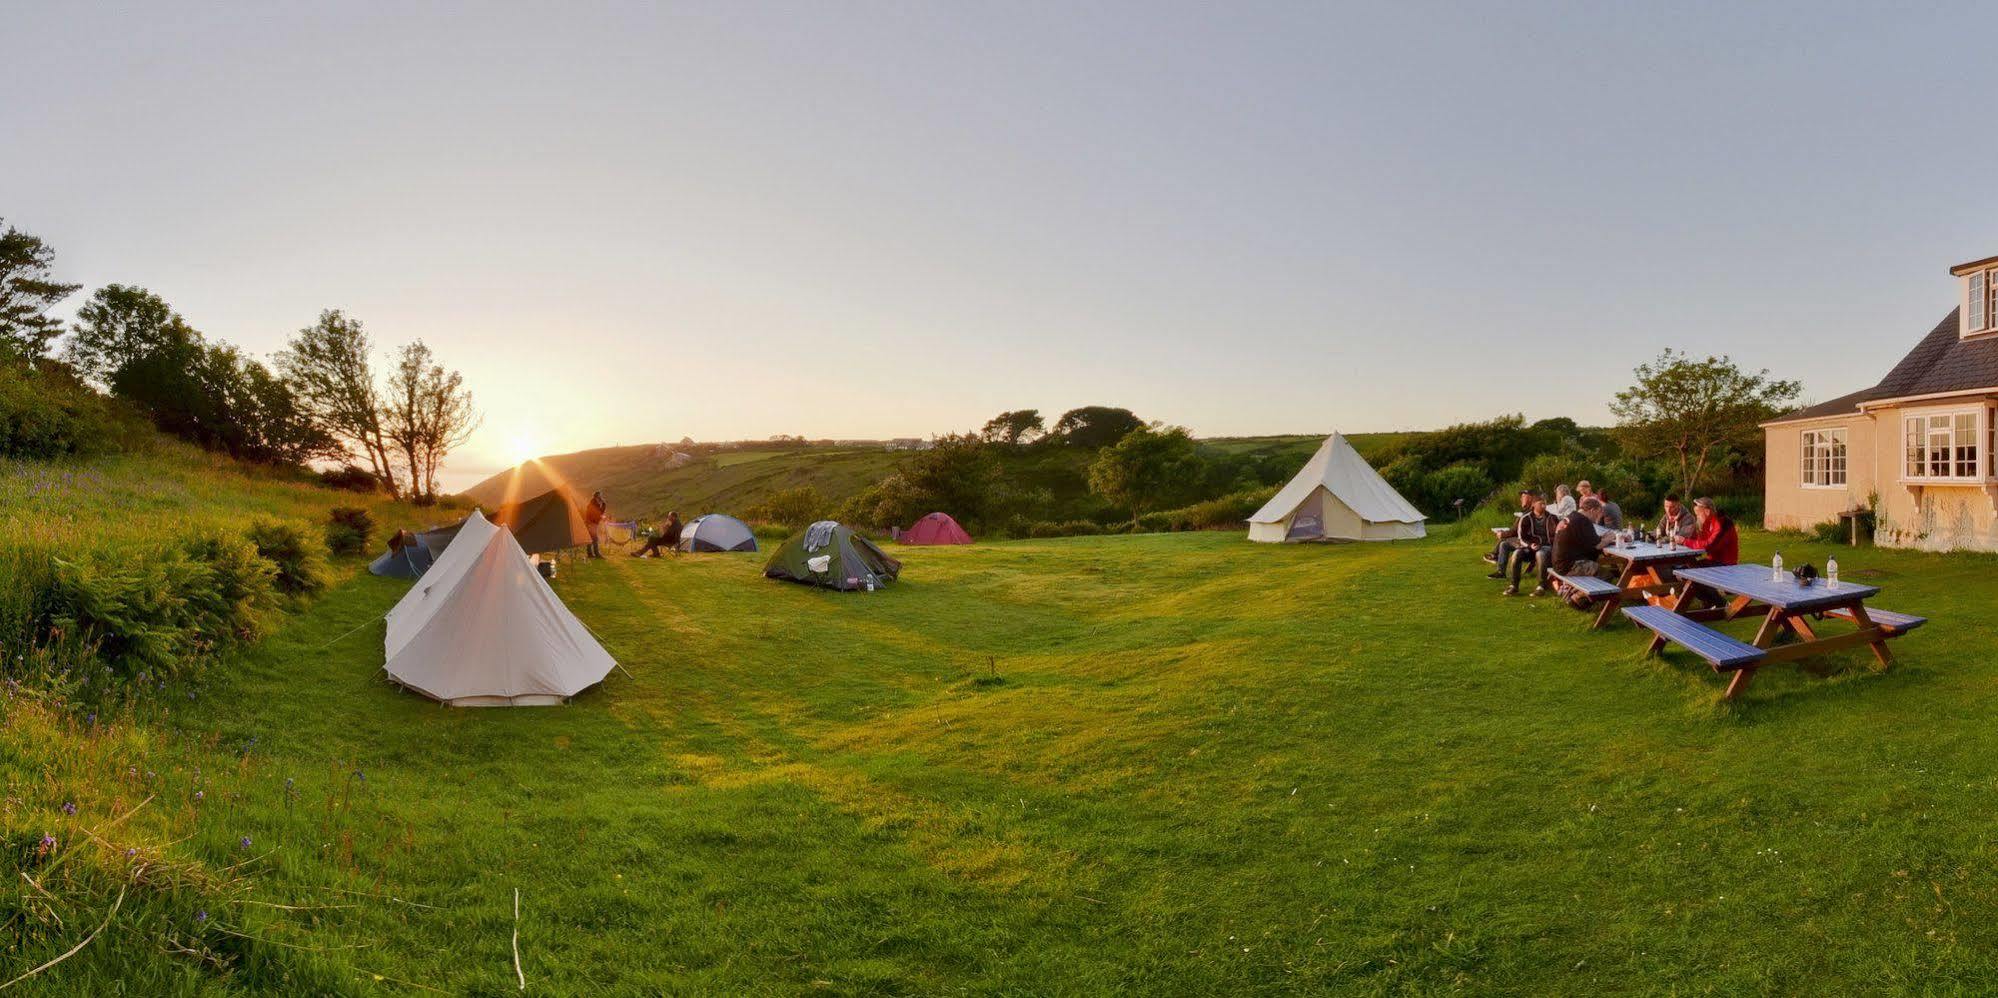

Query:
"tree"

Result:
[[1050, 406, 1144, 448], [980, 409, 1044, 446], [842, 433, 1005, 529], [276, 310, 401, 498], [380, 340, 478, 503], [63, 284, 195, 387], [1610, 350, 1799, 496], [745, 485, 829, 528], [1087, 425, 1205, 522], [0, 220, 80, 360]]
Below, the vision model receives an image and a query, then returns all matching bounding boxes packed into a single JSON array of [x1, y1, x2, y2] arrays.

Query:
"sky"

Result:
[[6, 2, 1996, 490]]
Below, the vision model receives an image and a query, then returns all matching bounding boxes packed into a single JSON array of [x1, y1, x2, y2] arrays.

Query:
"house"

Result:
[[1763, 252, 1998, 550]]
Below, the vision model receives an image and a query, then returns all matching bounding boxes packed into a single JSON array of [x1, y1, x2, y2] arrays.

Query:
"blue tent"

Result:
[[369, 534, 436, 579]]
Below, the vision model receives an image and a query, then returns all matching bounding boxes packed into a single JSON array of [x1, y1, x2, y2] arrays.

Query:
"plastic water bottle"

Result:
[[1827, 557, 1839, 590], [1772, 551, 1784, 582]]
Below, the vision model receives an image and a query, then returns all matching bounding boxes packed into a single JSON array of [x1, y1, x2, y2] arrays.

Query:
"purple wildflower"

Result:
[[61, 801, 76, 816], [124, 847, 137, 857], [40, 834, 56, 850], [193, 790, 204, 802], [194, 910, 207, 923], [239, 836, 252, 849]]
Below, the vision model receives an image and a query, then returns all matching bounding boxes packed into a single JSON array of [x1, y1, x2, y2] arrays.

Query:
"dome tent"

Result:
[[678, 513, 758, 553], [901, 511, 972, 545], [489, 488, 593, 555], [368, 531, 434, 579], [764, 521, 902, 591], [382, 511, 616, 706], [1247, 433, 1426, 542]]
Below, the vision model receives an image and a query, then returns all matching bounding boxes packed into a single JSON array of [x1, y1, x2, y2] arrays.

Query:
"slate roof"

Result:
[[1767, 308, 1998, 424]]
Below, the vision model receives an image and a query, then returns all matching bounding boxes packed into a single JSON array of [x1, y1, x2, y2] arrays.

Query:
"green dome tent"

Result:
[[764, 521, 901, 591]]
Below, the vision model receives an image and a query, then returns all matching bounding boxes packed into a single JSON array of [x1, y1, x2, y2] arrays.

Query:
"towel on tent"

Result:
[[804, 520, 839, 552]]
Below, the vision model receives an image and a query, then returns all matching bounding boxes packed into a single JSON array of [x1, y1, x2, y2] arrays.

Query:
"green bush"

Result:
[[325, 506, 376, 556], [245, 520, 329, 597], [1027, 520, 1107, 538], [751, 522, 794, 542], [0, 360, 145, 459], [46, 533, 280, 679]]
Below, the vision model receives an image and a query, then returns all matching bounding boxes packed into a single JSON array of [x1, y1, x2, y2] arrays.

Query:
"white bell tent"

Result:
[[1247, 433, 1427, 543], [383, 510, 616, 706]]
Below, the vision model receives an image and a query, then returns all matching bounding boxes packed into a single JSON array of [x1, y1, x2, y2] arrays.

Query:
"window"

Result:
[[1972, 267, 1998, 334], [1801, 428, 1846, 487], [1903, 411, 1984, 481]]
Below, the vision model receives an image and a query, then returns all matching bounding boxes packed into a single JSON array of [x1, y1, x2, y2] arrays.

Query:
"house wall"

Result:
[[1867, 401, 1998, 552], [1762, 415, 1875, 532]]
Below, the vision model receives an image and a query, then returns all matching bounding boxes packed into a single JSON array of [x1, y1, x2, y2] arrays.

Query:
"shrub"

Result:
[[1136, 511, 1173, 533], [0, 360, 145, 459], [743, 486, 829, 528], [245, 520, 329, 597], [325, 506, 376, 556], [1154, 487, 1277, 532], [318, 464, 382, 493], [751, 522, 794, 542], [1420, 462, 1494, 518], [1027, 520, 1106, 538]]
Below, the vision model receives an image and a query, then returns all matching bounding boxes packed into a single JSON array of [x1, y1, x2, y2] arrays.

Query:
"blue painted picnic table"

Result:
[[1672, 564, 1881, 613], [1599, 542, 1706, 565], [1642, 562, 1922, 700], [1577, 543, 1711, 629]]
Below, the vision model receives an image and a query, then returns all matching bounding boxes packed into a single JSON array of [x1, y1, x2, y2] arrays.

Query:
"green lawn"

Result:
[[11, 522, 1998, 993]]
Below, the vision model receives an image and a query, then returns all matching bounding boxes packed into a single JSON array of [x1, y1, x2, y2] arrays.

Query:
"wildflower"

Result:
[[124, 847, 137, 858], [61, 801, 76, 816], [194, 910, 207, 923], [40, 834, 56, 851], [239, 836, 252, 849], [193, 790, 204, 802], [86, 713, 96, 726]]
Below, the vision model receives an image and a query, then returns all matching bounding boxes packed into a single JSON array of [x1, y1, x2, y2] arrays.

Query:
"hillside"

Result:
[[461, 432, 1408, 523]]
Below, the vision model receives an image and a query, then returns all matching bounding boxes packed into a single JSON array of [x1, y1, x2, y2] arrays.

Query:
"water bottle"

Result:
[[1827, 557, 1839, 590], [1772, 551, 1784, 582]]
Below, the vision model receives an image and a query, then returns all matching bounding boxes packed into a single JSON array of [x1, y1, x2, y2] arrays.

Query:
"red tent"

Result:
[[902, 511, 972, 545]]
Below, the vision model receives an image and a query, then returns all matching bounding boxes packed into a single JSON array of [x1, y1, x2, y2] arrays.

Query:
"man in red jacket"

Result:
[[1684, 497, 1739, 566]]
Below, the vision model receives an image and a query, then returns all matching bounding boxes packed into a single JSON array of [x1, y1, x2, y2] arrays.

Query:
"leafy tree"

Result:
[[63, 284, 196, 387], [1050, 406, 1144, 449], [746, 485, 829, 528], [1087, 425, 1205, 522], [842, 433, 1004, 529], [381, 340, 478, 503], [0, 219, 80, 360], [980, 409, 1045, 446], [276, 310, 401, 498], [1610, 350, 1799, 496]]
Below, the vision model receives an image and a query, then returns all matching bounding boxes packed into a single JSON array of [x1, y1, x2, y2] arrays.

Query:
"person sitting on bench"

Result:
[[1684, 497, 1739, 566], [1486, 488, 1539, 572], [1502, 495, 1558, 596], [633, 511, 683, 558], [1552, 497, 1609, 606]]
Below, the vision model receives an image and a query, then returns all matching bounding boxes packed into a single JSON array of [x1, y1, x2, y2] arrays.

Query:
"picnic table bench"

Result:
[[1623, 563, 1924, 700], [1566, 542, 1708, 629]]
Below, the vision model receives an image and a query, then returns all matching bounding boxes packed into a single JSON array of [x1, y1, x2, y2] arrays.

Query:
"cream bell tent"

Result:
[[383, 510, 616, 706], [1248, 433, 1427, 542]]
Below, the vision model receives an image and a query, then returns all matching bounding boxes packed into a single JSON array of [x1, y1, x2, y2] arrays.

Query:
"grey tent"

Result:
[[369, 530, 435, 579], [678, 513, 758, 553], [764, 521, 901, 591], [416, 521, 467, 559]]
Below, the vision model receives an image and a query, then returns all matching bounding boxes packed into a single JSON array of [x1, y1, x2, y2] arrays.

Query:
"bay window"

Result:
[[1903, 410, 1985, 481]]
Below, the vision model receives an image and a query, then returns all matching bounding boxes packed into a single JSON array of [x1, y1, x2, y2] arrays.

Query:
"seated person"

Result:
[[1655, 494, 1696, 542], [1548, 483, 1577, 518], [633, 511, 684, 558], [1684, 497, 1739, 566], [1502, 496, 1559, 596], [1485, 488, 1539, 567], [1595, 490, 1624, 530], [1552, 497, 1610, 605]]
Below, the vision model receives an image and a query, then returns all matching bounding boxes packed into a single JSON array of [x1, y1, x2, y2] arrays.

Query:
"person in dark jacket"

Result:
[[1486, 489, 1540, 572], [1655, 494, 1696, 543], [1550, 497, 1609, 603], [1503, 496, 1559, 596], [584, 491, 609, 558], [633, 511, 683, 558]]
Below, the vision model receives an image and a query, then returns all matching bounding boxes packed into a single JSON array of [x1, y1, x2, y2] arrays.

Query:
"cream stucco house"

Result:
[[1763, 253, 1998, 551]]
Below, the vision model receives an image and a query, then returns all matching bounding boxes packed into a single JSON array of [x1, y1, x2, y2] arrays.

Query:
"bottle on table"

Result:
[[1827, 557, 1839, 590], [1772, 551, 1784, 582]]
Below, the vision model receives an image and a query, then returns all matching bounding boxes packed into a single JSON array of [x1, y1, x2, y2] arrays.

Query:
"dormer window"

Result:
[[1953, 255, 1998, 336]]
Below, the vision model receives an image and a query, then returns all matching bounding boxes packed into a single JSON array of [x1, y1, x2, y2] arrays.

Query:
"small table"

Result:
[[1667, 564, 1890, 699], [1589, 542, 1708, 629]]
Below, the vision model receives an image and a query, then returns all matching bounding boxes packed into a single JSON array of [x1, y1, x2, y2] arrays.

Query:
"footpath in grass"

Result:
[[13, 524, 1998, 993]]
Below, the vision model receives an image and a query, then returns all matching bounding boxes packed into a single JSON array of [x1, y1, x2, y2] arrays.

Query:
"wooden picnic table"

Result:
[[1581, 542, 1708, 629], [1652, 563, 1920, 699]]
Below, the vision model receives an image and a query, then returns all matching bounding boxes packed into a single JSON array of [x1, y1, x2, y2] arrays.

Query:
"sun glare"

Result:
[[508, 435, 541, 467]]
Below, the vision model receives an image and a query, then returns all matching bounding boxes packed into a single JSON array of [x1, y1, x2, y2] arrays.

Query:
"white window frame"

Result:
[[1901, 406, 1988, 483], [1800, 427, 1847, 488], [1970, 267, 1998, 335]]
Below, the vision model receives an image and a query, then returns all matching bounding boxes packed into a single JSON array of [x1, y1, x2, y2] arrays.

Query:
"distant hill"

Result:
[[461, 433, 1410, 523]]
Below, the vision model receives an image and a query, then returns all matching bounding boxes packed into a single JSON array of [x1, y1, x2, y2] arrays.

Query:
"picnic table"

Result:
[[1562, 542, 1708, 630], [1624, 563, 1925, 700]]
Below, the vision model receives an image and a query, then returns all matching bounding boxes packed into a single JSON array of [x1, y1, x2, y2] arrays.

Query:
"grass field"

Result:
[[10, 510, 1998, 993]]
